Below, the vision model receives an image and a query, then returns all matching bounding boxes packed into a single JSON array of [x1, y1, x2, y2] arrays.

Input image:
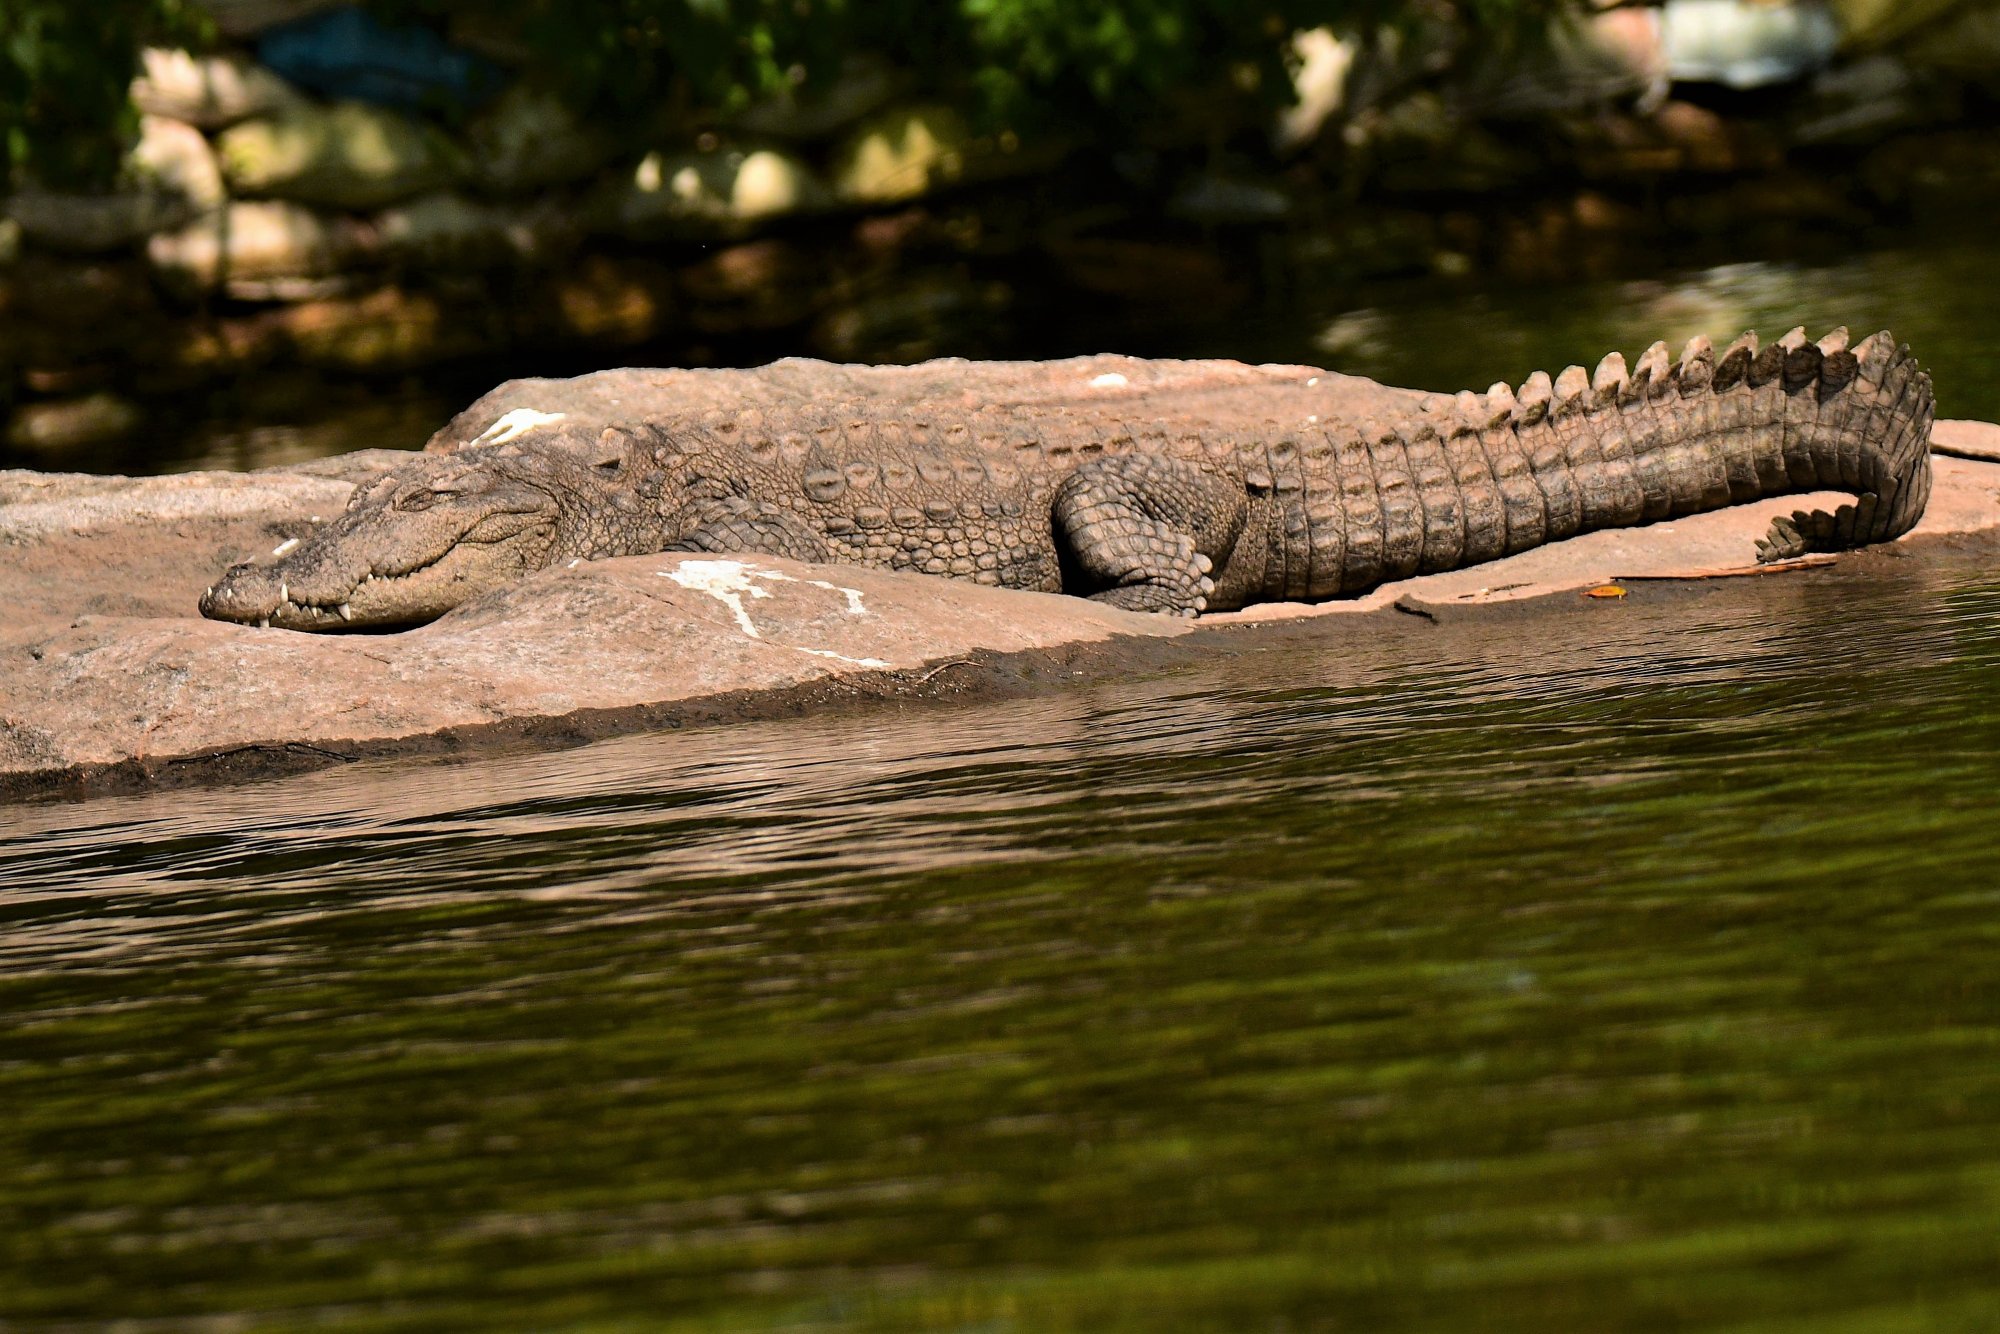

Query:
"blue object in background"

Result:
[[257, 5, 505, 112]]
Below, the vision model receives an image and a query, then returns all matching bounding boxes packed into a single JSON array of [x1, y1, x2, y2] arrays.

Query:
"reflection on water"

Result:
[[5, 560, 2000, 1329], [32, 232, 2000, 477], [1201, 239, 2000, 427]]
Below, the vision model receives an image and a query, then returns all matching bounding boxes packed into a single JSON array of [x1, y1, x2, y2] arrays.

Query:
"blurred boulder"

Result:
[[255, 5, 503, 111], [1472, 7, 1668, 115], [467, 84, 616, 194], [1793, 55, 1935, 144], [0, 219, 20, 267], [1662, 0, 1841, 87], [376, 193, 570, 269], [5, 393, 142, 457], [1275, 27, 1357, 154], [596, 147, 826, 239], [5, 117, 224, 254], [831, 106, 969, 204], [131, 47, 304, 128], [217, 101, 466, 209], [149, 200, 378, 297], [735, 55, 899, 140]]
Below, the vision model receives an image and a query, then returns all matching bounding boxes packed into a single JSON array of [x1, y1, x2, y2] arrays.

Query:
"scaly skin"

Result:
[[200, 328, 1934, 630]]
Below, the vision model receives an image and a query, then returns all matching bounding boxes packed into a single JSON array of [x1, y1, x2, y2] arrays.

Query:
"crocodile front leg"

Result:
[[1052, 455, 1249, 616], [672, 497, 832, 563]]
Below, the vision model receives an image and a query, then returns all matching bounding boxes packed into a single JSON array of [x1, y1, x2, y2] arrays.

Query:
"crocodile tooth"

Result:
[[278, 582, 288, 604], [337, 603, 352, 620], [1676, 335, 1714, 395], [1714, 331, 1758, 390], [257, 617, 270, 630]]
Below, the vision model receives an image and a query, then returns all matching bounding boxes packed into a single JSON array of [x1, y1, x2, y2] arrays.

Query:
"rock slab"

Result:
[[5, 420, 2000, 792]]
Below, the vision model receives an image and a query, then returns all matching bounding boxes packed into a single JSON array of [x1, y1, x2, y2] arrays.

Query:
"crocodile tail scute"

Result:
[[1456, 326, 1934, 566]]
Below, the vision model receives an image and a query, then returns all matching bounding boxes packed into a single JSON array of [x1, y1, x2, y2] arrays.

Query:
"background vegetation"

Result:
[[2, 0, 1578, 190]]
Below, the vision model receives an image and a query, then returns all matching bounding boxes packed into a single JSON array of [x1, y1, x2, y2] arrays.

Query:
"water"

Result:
[[5, 556, 2000, 1329], [32, 232, 2000, 476], [8, 233, 2000, 1326]]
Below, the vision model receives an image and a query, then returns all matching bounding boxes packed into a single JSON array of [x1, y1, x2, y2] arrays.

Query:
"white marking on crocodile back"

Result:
[[474, 407, 567, 445], [1089, 372, 1129, 388], [660, 559, 882, 663]]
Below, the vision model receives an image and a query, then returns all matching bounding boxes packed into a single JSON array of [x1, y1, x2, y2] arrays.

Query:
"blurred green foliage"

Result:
[[0, 0, 210, 190], [2, 0, 1580, 191]]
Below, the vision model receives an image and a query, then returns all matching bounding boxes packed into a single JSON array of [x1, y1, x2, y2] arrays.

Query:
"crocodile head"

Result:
[[200, 434, 673, 631]]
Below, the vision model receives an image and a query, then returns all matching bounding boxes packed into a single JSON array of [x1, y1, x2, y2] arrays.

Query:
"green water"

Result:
[[1282, 240, 2000, 426], [5, 557, 2000, 1329], [84, 232, 2000, 475], [8, 234, 2000, 1327]]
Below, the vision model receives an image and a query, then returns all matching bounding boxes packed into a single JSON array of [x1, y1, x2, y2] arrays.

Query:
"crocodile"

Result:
[[199, 327, 1934, 630]]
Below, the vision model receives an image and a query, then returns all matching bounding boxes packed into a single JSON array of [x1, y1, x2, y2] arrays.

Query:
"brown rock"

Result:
[[0, 460, 1173, 785], [8, 424, 2000, 792]]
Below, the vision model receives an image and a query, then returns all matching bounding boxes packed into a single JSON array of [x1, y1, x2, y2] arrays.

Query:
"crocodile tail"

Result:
[[1450, 327, 1934, 567]]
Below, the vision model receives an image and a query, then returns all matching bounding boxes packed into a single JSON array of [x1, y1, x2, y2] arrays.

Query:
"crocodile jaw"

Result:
[[201, 482, 561, 631]]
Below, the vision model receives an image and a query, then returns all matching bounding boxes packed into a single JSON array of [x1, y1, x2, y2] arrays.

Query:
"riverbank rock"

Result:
[[375, 192, 569, 270], [0, 458, 1173, 787], [595, 147, 828, 239], [149, 200, 379, 298], [4, 117, 224, 254], [130, 47, 304, 127], [217, 101, 465, 209], [830, 106, 970, 204], [7, 416, 2000, 794], [3, 394, 143, 459], [466, 84, 616, 193]]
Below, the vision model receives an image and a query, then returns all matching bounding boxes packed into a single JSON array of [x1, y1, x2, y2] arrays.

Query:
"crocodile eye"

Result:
[[594, 458, 623, 475], [394, 488, 438, 512]]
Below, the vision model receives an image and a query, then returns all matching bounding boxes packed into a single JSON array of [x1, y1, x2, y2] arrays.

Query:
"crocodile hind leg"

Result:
[[1052, 455, 1248, 616]]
